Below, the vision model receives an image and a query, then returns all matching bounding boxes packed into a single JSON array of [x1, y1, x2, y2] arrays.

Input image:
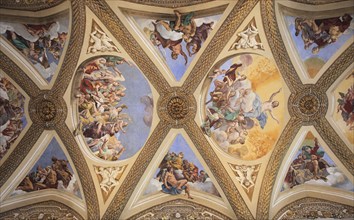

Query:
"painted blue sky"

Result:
[[110, 61, 152, 160], [285, 15, 354, 62], [134, 14, 221, 81], [29, 137, 73, 174]]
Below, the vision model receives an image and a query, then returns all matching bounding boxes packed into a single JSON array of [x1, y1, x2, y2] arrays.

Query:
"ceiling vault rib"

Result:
[[316, 44, 354, 92], [101, 122, 172, 219], [0, 123, 44, 188], [0, 51, 41, 97], [184, 120, 255, 219], [55, 123, 100, 219], [52, 0, 86, 97], [315, 118, 354, 175], [256, 118, 303, 219], [86, 0, 171, 94], [260, 0, 302, 93], [183, 0, 260, 94]]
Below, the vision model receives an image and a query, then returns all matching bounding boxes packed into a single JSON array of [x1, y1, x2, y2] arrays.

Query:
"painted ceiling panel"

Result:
[[0, 0, 353, 219]]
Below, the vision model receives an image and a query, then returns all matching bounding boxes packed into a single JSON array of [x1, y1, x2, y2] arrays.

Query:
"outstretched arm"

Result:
[[269, 110, 279, 124], [269, 88, 282, 101], [181, 48, 188, 65]]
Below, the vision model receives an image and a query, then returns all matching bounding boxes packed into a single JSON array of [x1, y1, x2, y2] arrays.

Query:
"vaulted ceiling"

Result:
[[0, 0, 353, 219]]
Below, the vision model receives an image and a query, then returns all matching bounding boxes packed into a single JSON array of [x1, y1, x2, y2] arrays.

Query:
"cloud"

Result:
[[144, 178, 162, 195]]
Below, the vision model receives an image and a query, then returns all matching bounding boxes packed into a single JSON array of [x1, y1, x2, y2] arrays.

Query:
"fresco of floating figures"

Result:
[[0, 12, 69, 82], [145, 134, 221, 198], [333, 73, 354, 144], [13, 138, 81, 198], [75, 56, 153, 161], [134, 12, 221, 81], [0, 73, 27, 160], [282, 132, 354, 192], [202, 54, 285, 160], [285, 14, 354, 78]]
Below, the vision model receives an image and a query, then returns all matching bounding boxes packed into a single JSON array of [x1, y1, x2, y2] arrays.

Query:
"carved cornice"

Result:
[[0, 0, 65, 12], [0, 200, 83, 219], [273, 197, 354, 219], [129, 199, 232, 220], [122, 0, 214, 8], [291, 0, 346, 5]]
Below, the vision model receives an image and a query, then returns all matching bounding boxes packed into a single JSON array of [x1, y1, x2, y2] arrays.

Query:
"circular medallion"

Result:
[[167, 96, 188, 120], [74, 56, 153, 161], [299, 94, 319, 116], [37, 100, 56, 121], [203, 54, 285, 160]]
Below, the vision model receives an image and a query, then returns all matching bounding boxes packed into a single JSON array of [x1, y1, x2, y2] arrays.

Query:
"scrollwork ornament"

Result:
[[0, 0, 65, 11], [129, 199, 231, 220], [0, 200, 83, 219], [274, 197, 354, 220]]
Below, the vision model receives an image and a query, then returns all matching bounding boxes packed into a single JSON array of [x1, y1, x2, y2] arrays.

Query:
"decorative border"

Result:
[[291, 0, 346, 5], [0, 0, 65, 11], [122, 0, 214, 8], [273, 197, 354, 219], [128, 199, 232, 220], [1, 0, 353, 219], [0, 200, 83, 219]]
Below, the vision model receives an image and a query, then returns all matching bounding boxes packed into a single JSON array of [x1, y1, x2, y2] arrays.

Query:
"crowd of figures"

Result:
[[155, 151, 210, 199], [16, 157, 75, 192], [337, 81, 354, 131], [75, 56, 133, 161], [144, 10, 214, 64], [294, 13, 352, 54], [1, 21, 68, 80], [201, 63, 281, 152], [0, 75, 25, 160], [284, 138, 332, 189]]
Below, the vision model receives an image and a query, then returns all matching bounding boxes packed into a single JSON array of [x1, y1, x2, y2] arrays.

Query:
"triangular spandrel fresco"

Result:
[[282, 132, 354, 192], [333, 72, 354, 144], [229, 163, 261, 201], [87, 20, 121, 54], [144, 134, 221, 199], [133, 11, 222, 81], [94, 165, 127, 203], [0, 12, 70, 83], [284, 14, 354, 78], [0, 73, 27, 161], [12, 138, 82, 198]]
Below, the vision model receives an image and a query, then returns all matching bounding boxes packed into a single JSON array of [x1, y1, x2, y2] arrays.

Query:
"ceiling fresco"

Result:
[[0, 0, 353, 219]]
